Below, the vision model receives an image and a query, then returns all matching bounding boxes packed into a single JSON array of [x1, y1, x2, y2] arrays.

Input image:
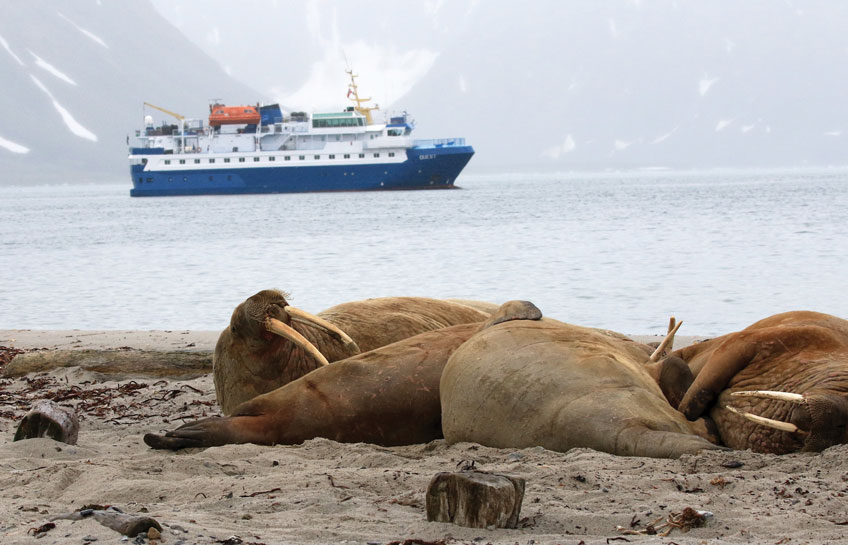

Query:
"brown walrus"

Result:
[[144, 301, 536, 450], [440, 303, 721, 458], [214, 290, 490, 414], [673, 310, 848, 453]]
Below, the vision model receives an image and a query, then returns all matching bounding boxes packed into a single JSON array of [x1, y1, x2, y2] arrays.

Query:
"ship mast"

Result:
[[346, 69, 378, 125]]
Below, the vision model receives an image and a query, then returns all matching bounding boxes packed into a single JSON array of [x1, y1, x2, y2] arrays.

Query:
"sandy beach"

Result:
[[2, 330, 847, 545]]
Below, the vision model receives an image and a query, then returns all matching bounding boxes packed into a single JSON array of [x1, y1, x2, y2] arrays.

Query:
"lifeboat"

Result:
[[208, 103, 260, 126]]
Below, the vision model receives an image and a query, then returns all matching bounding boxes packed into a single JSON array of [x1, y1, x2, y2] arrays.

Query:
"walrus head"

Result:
[[230, 289, 360, 367], [725, 390, 848, 452]]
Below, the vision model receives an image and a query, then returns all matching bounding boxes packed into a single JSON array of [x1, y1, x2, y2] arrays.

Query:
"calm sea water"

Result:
[[2, 168, 846, 335]]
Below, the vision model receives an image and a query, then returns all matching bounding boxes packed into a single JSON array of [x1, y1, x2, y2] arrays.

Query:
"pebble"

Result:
[[147, 527, 161, 540]]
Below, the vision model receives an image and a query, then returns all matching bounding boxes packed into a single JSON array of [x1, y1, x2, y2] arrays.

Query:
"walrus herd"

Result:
[[144, 290, 848, 458]]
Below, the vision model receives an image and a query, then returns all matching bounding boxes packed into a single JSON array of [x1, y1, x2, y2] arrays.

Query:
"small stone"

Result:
[[241, 513, 252, 520], [82, 537, 98, 543], [147, 527, 161, 540]]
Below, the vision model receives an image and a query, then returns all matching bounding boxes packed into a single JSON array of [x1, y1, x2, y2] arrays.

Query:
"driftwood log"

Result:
[[2, 349, 212, 380], [14, 400, 79, 444], [426, 471, 525, 529]]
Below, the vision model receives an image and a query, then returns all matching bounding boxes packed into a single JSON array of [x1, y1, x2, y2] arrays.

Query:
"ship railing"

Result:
[[412, 138, 467, 148]]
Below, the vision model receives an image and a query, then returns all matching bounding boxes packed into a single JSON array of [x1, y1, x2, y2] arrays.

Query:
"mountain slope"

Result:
[[0, 0, 263, 184], [399, 0, 848, 170]]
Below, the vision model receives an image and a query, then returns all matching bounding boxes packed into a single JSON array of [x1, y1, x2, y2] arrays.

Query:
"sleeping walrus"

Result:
[[440, 302, 721, 458], [673, 311, 848, 453], [214, 289, 490, 414], [144, 301, 533, 450]]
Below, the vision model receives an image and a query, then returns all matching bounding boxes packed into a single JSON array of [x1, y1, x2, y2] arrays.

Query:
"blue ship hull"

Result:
[[130, 145, 473, 197]]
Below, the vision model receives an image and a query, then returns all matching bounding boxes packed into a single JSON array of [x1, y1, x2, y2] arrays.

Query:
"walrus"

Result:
[[672, 311, 848, 453], [144, 301, 536, 450], [214, 290, 491, 414], [440, 302, 721, 458]]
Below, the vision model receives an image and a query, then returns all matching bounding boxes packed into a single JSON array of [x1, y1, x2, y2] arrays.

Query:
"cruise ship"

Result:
[[128, 71, 474, 197]]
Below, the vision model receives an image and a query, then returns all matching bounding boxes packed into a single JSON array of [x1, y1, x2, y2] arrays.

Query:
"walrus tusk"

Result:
[[730, 390, 806, 403], [725, 404, 804, 434], [264, 317, 329, 367], [649, 318, 683, 362], [283, 306, 361, 355]]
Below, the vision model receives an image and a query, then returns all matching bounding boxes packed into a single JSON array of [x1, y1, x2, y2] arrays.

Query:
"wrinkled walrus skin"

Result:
[[441, 312, 720, 459], [673, 311, 848, 454], [214, 290, 490, 414]]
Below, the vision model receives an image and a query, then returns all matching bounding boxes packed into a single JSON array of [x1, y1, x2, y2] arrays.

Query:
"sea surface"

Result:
[[2, 168, 846, 335]]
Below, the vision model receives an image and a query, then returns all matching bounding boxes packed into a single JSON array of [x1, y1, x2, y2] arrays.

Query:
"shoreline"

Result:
[[0, 329, 707, 352]]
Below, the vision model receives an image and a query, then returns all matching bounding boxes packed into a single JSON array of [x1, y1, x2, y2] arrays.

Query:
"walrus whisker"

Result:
[[284, 306, 361, 355], [264, 317, 330, 367], [730, 390, 806, 403], [725, 404, 804, 434], [649, 318, 683, 362]]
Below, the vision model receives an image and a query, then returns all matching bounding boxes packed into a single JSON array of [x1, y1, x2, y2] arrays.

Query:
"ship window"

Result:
[[142, 158, 148, 165], [179, 159, 185, 164], [137, 177, 142, 183], [299, 155, 305, 160], [224, 158, 230, 163], [359, 153, 365, 158], [164, 160, 170, 165], [285, 156, 291, 161], [254, 157, 260, 162], [228, 175, 232, 181], [314, 155, 320, 160], [344, 154, 350, 159], [329, 154, 335, 159], [269, 156, 276, 162], [209, 158, 215, 163], [239, 157, 245, 163], [146, 177, 153, 183], [389, 152, 395, 157], [373, 153, 380, 158], [194, 159, 200, 164]]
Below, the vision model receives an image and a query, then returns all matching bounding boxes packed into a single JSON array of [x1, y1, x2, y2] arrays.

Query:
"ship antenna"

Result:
[[346, 68, 379, 125]]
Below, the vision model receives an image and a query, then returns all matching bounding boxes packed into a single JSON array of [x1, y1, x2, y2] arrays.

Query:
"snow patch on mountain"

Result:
[[0, 134, 29, 154], [30, 51, 77, 85], [0, 33, 24, 66], [651, 127, 678, 144], [56, 12, 109, 49], [715, 119, 734, 132], [699, 76, 719, 97], [542, 135, 576, 158], [30, 75, 98, 142]]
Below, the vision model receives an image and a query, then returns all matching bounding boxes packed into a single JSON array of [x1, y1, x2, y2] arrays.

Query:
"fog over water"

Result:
[[3, 168, 845, 334]]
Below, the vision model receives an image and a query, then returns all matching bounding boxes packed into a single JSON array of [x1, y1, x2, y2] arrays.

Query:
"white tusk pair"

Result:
[[649, 316, 683, 362], [265, 317, 330, 367], [725, 390, 807, 434], [284, 306, 361, 355]]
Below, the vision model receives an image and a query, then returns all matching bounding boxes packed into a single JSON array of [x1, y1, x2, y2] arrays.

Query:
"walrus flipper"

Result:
[[144, 416, 246, 450], [678, 334, 759, 420]]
